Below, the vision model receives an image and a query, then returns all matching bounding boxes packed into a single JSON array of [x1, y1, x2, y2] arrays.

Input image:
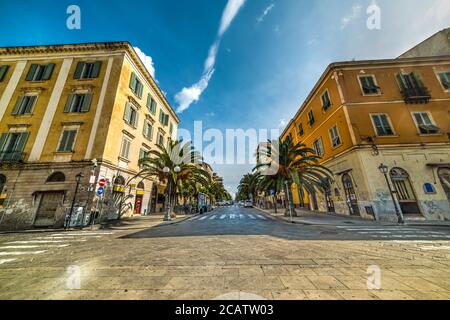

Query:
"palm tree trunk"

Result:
[[273, 195, 278, 213], [284, 182, 297, 217]]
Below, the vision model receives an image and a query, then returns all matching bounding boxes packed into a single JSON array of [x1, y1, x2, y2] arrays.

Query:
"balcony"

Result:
[[401, 86, 431, 104], [0, 151, 26, 163]]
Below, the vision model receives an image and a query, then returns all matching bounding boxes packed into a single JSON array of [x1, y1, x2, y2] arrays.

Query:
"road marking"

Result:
[[0, 259, 17, 265], [199, 216, 208, 221], [190, 216, 200, 220], [0, 250, 46, 256], [248, 214, 256, 219], [220, 215, 226, 220], [209, 215, 217, 220], [0, 245, 70, 249], [239, 214, 245, 219], [256, 215, 267, 220], [6, 240, 87, 244], [50, 232, 113, 236], [230, 214, 236, 219]]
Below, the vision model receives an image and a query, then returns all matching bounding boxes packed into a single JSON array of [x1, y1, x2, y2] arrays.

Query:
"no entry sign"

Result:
[[98, 178, 106, 187]]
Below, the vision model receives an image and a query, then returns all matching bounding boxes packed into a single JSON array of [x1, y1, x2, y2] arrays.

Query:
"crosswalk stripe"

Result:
[[199, 216, 208, 221], [248, 214, 256, 219], [0, 259, 17, 265], [239, 214, 245, 219], [256, 215, 267, 220], [0, 250, 46, 256], [209, 215, 217, 220], [220, 215, 226, 219], [190, 216, 200, 220]]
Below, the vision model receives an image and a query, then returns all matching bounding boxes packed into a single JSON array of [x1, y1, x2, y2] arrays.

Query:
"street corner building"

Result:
[[0, 42, 179, 230], [281, 29, 450, 223]]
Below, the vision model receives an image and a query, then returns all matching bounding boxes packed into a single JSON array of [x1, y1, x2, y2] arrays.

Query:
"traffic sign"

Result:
[[97, 187, 104, 196], [98, 178, 106, 187]]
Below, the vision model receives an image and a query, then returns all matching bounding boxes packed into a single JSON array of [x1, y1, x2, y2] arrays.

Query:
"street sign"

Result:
[[89, 175, 96, 184], [98, 178, 106, 187], [97, 187, 104, 196]]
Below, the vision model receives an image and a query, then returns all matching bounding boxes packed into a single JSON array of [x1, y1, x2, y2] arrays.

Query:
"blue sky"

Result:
[[1, 0, 449, 195]]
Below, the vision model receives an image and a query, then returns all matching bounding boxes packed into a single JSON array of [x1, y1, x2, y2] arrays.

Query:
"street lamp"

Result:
[[378, 164, 404, 224], [163, 166, 181, 221], [66, 172, 84, 230]]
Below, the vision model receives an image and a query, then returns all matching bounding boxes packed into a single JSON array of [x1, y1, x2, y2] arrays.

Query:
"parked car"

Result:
[[244, 200, 253, 208]]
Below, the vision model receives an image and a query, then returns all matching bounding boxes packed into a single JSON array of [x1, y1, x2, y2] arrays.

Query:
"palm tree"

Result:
[[238, 172, 260, 205], [138, 140, 209, 218], [255, 136, 333, 217]]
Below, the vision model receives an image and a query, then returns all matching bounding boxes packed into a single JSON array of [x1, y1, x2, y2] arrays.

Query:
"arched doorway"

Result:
[[134, 181, 145, 215], [342, 173, 360, 216], [438, 168, 450, 203], [46, 172, 66, 183], [150, 185, 158, 214], [390, 167, 421, 215]]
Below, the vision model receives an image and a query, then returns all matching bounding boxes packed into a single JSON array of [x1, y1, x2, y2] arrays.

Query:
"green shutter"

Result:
[[15, 132, 29, 153], [64, 94, 75, 113], [12, 96, 24, 115], [81, 93, 92, 112], [146, 94, 152, 110], [414, 113, 424, 125], [58, 131, 69, 152], [396, 73, 407, 90], [137, 82, 143, 98], [67, 131, 77, 151], [412, 72, 425, 88], [74, 62, 84, 79], [151, 99, 157, 115], [134, 110, 140, 127], [91, 61, 102, 78], [164, 114, 169, 126], [26, 64, 38, 81], [129, 72, 137, 90], [0, 65, 9, 82], [0, 133, 10, 152], [24, 96, 37, 114], [42, 63, 55, 80]]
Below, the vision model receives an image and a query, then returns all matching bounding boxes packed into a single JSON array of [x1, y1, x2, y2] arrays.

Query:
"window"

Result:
[[74, 61, 102, 80], [143, 120, 153, 141], [0, 132, 29, 161], [0, 65, 9, 82], [298, 123, 304, 136], [123, 102, 139, 128], [57, 130, 77, 152], [157, 132, 164, 146], [64, 93, 92, 113], [120, 137, 131, 159], [159, 110, 169, 126], [313, 138, 325, 157], [25, 63, 55, 81], [129, 72, 144, 98], [412, 112, 440, 135], [169, 122, 174, 135], [371, 114, 394, 136], [308, 110, 315, 126], [396, 72, 431, 104], [329, 125, 342, 148], [0, 175, 6, 195], [437, 72, 450, 91], [359, 75, 380, 95], [321, 91, 331, 111], [12, 95, 37, 115], [146, 94, 157, 115], [139, 148, 149, 161]]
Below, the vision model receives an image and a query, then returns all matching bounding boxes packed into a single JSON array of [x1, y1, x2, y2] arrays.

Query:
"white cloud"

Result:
[[341, 4, 362, 30], [278, 118, 288, 128], [257, 3, 275, 23], [425, 0, 450, 23], [175, 0, 247, 113], [134, 47, 156, 78]]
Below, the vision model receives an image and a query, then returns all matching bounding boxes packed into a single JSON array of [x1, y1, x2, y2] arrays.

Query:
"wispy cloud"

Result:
[[175, 0, 246, 113], [257, 3, 275, 23], [134, 47, 156, 78], [341, 4, 362, 30]]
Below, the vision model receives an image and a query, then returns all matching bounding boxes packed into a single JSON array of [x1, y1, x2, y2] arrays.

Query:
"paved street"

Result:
[[1, 206, 450, 300]]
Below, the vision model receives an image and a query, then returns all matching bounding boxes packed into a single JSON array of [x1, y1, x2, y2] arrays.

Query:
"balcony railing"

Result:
[[401, 86, 431, 104], [0, 151, 26, 163]]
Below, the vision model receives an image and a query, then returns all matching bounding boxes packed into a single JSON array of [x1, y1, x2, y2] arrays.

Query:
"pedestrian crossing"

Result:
[[190, 213, 268, 222], [336, 225, 450, 239], [0, 231, 114, 266]]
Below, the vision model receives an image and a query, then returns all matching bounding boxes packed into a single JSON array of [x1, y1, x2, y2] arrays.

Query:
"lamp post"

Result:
[[378, 164, 404, 224], [163, 166, 181, 221], [66, 172, 84, 230]]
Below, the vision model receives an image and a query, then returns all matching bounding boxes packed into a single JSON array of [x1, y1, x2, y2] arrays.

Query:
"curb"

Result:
[[153, 214, 200, 228]]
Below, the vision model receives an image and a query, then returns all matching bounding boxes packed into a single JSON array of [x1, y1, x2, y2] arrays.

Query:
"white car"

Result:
[[244, 201, 253, 208]]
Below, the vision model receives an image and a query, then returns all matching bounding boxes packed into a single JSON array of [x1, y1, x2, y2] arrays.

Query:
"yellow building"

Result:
[[281, 54, 450, 222], [0, 42, 179, 229]]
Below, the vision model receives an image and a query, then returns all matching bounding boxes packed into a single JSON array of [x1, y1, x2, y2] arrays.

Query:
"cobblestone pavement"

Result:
[[0, 206, 449, 300]]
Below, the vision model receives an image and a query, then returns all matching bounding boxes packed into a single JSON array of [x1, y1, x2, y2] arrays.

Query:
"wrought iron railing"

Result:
[[401, 86, 431, 104]]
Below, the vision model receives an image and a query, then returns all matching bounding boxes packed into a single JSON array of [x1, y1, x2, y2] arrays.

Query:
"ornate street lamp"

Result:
[[378, 164, 404, 224], [66, 172, 85, 230]]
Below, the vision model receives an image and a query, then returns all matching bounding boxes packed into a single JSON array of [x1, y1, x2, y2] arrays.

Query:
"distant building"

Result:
[[399, 28, 450, 58], [0, 42, 179, 230], [281, 53, 450, 222]]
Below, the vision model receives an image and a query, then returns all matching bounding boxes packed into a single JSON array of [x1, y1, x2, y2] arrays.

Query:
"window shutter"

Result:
[[26, 64, 38, 81], [67, 131, 77, 151], [0, 133, 10, 152], [134, 110, 140, 127], [129, 72, 137, 90], [124, 102, 131, 122], [59, 131, 69, 152], [164, 114, 169, 126], [64, 94, 75, 113], [396, 73, 407, 90], [81, 93, 93, 112], [137, 82, 143, 98], [74, 62, 84, 79], [91, 61, 102, 78], [12, 96, 24, 115], [151, 99, 157, 115], [42, 63, 55, 80], [25, 96, 37, 114], [0, 65, 9, 82], [146, 94, 152, 110], [15, 132, 30, 153], [411, 72, 425, 88]]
